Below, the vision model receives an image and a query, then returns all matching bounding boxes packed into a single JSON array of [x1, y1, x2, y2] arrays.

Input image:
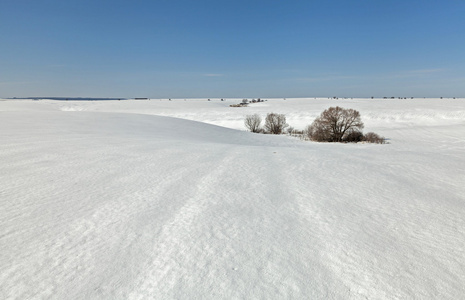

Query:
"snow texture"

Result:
[[1, 98, 464, 299]]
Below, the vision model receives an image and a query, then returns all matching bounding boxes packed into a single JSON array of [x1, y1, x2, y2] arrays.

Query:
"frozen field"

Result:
[[1, 98, 464, 299]]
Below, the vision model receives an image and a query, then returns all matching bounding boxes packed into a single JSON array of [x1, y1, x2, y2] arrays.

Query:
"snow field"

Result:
[[1, 98, 464, 299]]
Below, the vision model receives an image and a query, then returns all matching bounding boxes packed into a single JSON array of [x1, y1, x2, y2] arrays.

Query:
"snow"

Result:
[[1, 98, 464, 299]]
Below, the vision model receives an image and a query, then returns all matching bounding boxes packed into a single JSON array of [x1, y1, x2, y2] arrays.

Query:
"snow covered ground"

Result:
[[1, 98, 464, 299]]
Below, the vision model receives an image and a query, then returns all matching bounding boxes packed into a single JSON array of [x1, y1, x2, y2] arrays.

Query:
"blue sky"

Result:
[[1, 0, 464, 98]]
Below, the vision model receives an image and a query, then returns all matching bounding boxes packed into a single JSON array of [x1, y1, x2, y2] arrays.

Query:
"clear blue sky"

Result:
[[1, 0, 464, 98]]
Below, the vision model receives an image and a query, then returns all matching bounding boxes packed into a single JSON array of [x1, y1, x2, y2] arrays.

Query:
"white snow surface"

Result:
[[1, 98, 464, 299]]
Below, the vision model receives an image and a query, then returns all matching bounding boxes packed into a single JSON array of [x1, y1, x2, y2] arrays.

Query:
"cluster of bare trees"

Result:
[[245, 107, 385, 144], [244, 113, 288, 134], [305, 106, 384, 143]]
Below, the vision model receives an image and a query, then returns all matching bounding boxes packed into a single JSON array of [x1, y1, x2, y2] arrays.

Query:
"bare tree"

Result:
[[264, 113, 288, 134], [244, 114, 262, 133], [307, 106, 364, 142]]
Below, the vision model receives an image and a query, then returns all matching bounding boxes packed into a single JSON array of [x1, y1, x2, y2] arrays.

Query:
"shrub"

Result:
[[343, 130, 364, 143], [307, 106, 364, 142], [264, 113, 288, 134], [244, 114, 262, 133], [305, 122, 331, 142], [363, 132, 385, 144], [286, 126, 295, 135]]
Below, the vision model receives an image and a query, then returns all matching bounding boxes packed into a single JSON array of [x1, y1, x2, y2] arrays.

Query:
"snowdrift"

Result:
[[1, 99, 464, 299]]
